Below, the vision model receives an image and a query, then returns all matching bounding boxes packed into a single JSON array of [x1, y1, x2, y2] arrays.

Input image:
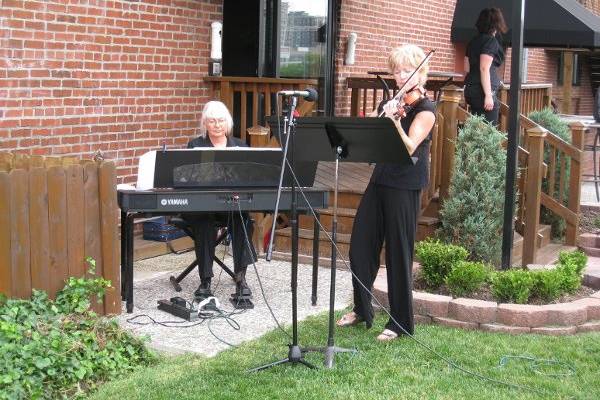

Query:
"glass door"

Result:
[[269, 0, 334, 115]]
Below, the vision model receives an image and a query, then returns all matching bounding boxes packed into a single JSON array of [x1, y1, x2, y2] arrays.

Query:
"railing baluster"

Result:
[[566, 121, 585, 245], [548, 147, 556, 198], [558, 152, 567, 204]]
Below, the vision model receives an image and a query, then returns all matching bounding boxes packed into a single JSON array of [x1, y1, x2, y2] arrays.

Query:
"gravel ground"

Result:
[[117, 249, 354, 357]]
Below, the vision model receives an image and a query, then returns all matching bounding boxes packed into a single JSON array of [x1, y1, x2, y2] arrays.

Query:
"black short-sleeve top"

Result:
[[187, 136, 247, 148], [465, 33, 504, 90], [370, 97, 436, 190]]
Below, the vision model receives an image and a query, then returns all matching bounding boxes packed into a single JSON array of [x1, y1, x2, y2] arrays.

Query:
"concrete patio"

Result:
[[117, 249, 354, 356]]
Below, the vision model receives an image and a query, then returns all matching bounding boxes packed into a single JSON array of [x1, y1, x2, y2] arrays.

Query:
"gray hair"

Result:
[[199, 101, 234, 138]]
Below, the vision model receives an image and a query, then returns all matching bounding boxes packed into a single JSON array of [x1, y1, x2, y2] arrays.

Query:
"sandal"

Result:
[[376, 329, 399, 342], [336, 311, 364, 327]]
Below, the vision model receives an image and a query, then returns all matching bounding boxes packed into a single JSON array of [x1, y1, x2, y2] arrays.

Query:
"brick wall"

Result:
[[335, 0, 459, 116], [2, 0, 598, 184], [0, 0, 220, 183], [580, 0, 600, 16], [335, 0, 596, 116]]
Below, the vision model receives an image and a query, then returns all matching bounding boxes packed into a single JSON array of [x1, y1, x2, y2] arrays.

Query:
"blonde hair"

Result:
[[388, 44, 429, 86], [199, 101, 234, 138]]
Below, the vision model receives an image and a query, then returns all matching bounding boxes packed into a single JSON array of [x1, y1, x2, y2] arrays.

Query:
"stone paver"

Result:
[[480, 323, 531, 335], [531, 326, 577, 336], [448, 298, 497, 324], [577, 320, 600, 333], [412, 291, 452, 318], [542, 303, 588, 326], [431, 317, 478, 330], [496, 304, 548, 327]]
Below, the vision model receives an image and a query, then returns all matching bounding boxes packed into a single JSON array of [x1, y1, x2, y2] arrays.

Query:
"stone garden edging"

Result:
[[372, 264, 600, 335], [409, 290, 600, 335]]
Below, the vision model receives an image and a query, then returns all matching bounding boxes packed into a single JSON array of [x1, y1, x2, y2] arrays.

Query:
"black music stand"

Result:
[[293, 116, 415, 368]]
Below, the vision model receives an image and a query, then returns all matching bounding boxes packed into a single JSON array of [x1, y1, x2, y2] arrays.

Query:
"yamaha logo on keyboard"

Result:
[[160, 198, 189, 206]]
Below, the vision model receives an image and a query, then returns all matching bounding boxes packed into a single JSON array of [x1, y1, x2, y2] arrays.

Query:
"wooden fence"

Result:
[[0, 153, 120, 315], [203, 76, 319, 141]]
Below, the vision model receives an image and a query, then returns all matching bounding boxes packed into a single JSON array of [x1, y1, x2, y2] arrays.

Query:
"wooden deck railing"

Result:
[[0, 152, 120, 315], [347, 75, 461, 118], [435, 86, 583, 265], [203, 76, 319, 142], [497, 83, 553, 131]]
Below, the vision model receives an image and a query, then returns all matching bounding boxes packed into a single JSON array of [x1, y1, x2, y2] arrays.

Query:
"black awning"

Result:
[[451, 0, 600, 48]]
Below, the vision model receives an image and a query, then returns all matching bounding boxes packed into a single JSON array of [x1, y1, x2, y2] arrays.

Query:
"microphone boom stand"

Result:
[[251, 95, 315, 372]]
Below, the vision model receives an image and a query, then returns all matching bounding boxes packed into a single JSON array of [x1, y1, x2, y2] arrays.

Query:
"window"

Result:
[[279, 1, 328, 79], [557, 52, 581, 86]]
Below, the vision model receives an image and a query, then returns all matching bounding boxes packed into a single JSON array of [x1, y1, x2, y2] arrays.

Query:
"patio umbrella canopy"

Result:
[[451, 0, 600, 48]]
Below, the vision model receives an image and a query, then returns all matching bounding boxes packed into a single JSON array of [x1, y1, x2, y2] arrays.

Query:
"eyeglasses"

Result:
[[392, 69, 414, 78], [206, 118, 226, 125]]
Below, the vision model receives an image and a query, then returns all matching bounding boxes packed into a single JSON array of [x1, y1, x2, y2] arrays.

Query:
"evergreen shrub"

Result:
[[437, 115, 506, 265]]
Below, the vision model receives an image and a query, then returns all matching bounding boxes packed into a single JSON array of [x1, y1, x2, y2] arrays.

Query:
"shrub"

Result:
[[556, 250, 588, 293], [0, 262, 155, 400], [415, 238, 469, 289], [530, 269, 563, 301], [445, 261, 490, 298], [437, 115, 506, 265], [528, 108, 571, 239], [490, 269, 535, 304]]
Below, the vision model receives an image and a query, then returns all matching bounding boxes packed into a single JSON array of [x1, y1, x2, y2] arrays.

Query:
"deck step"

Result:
[[299, 207, 440, 236], [132, 236, 193, 261]]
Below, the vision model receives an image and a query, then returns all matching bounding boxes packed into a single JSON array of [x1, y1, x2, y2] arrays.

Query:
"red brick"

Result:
[[412, 291, 451, 318], [448, 298, 497, 324], [432, 317, 478, 330], [497, 304, 548, 327], [531, 326, 577, 336], [480, 323, 531, 335], [542, 303, 588, 326]]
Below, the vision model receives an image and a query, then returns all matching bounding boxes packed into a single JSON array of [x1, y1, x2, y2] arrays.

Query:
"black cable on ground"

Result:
[[236, 203, 293, 342]]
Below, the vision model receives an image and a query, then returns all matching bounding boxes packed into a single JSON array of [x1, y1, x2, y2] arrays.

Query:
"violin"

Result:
[[391, 86, 426, 120]]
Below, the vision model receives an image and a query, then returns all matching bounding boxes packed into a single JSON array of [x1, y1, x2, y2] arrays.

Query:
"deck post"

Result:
[[522, 126, 547, 266], [566, 121, 585, 246], [437, 85, 462, 202]]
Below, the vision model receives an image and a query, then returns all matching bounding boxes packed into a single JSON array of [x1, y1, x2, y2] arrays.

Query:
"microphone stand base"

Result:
[[248, 345, 316, 372]]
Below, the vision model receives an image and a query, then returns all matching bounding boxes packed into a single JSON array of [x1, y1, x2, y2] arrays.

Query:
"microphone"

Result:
[[278, 88, 318, 102]]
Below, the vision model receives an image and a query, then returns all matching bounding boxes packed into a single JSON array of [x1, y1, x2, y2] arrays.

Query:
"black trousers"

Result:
[[184, 212, 256, 281], [464, 84, 499, 126], [349, 183, 420, 335]]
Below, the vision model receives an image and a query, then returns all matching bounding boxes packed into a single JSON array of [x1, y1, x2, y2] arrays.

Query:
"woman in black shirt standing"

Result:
[[336, 45, 436, 341], [464, 8, 507, 125]]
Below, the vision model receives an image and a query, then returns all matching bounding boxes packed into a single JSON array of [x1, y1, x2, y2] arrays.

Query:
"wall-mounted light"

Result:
[[345, 32, 357, 65], [209, 21, 222, 76]]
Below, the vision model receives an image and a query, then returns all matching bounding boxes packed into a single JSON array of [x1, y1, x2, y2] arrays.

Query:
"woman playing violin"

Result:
[[337, 44, 436, 341]]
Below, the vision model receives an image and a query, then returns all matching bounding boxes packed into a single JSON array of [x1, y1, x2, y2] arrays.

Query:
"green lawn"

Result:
[[89, 312, 600, 400]]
